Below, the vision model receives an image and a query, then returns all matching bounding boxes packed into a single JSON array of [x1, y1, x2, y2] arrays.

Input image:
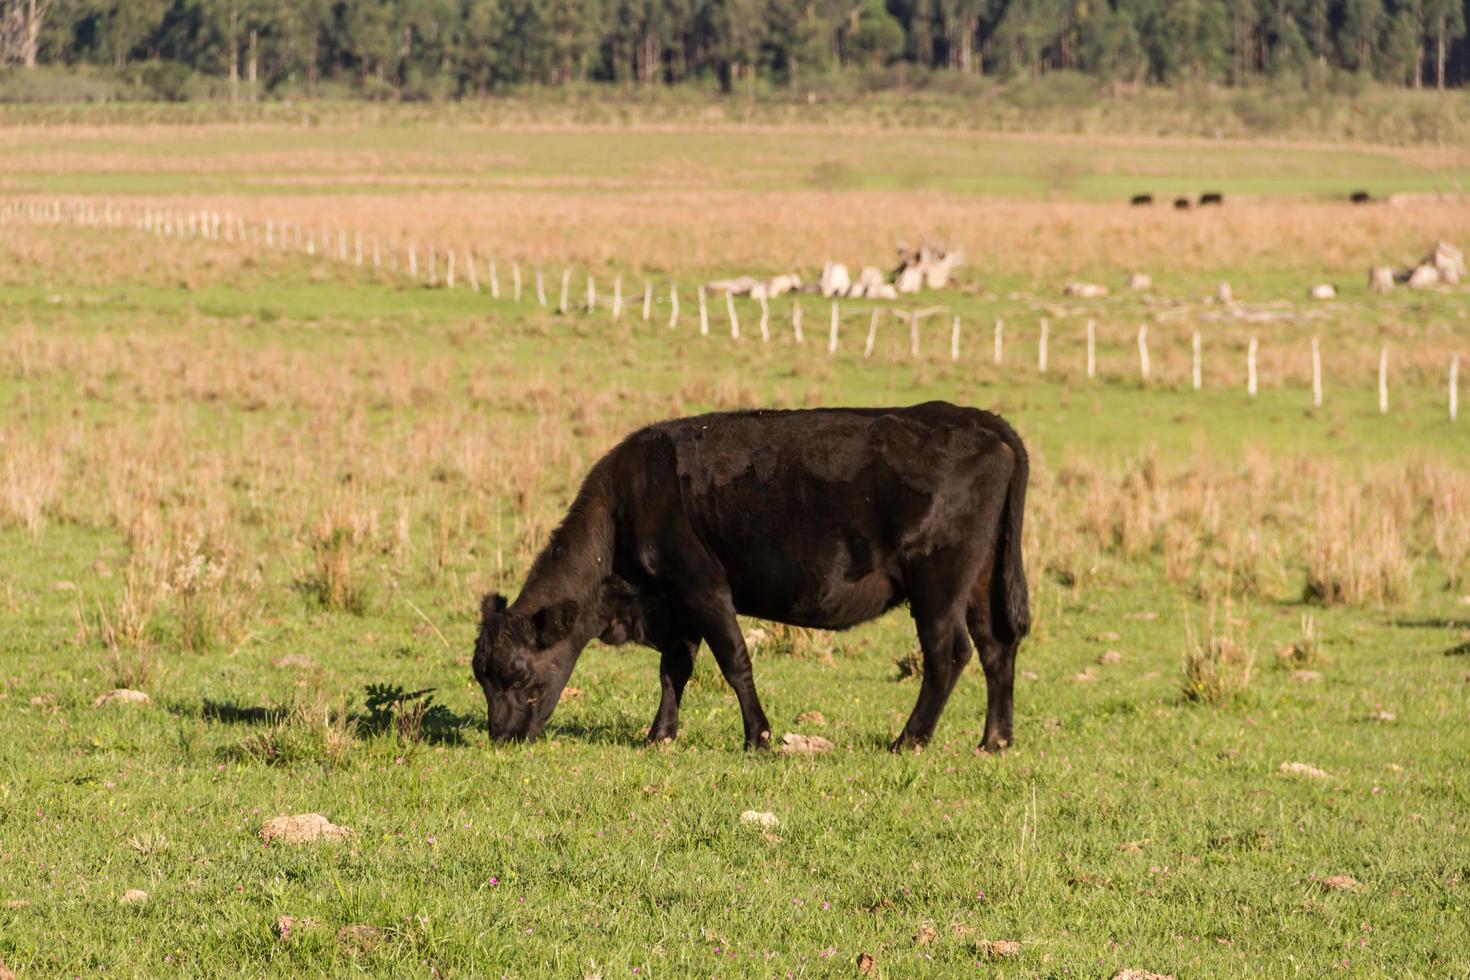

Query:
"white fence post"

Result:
[[909, 315, 920, 359], [1379, 347, 1389, 415], [951, 316, 960, 362], [586, 274, 596, 314], [758, 294, 770, 343], [828, 302, 839, 355], [489, 258, 500, 299], [1247, 336, 1258, 397], [726, 291, 740, 339], [792, 301, 804, 344], [669, 283, 680, 328], [1451, 355, 1459, 422], [698, 286, 709, 336], [613, 275, 623, 320], [559, 268, 571, 313], [865, 309, 879, 358], [446, 249, 456, 289], [642, 282, 652, 323], [1038, 318, 1049, 374], [1191, 331, 1201, 390], [467, 251, 480, 293], [994, 318, 1003, 366], [1137, 324, 1150, 383]]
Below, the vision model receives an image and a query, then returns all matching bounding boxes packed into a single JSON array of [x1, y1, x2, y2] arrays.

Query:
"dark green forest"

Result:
[[3, 0, 1470, 98]]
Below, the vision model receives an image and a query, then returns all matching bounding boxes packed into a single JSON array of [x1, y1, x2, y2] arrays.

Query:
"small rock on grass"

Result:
[[739, 810, 779, 830], [120, 889, 149, 906], [1098, 650, 1123, 665], [1366, 710, 1395, 723], [856, 952, 876, 974], [1021, 670, 1040, 681], [94, 689, 150, 708], [779, 733, 834, 755], [1092, 631, 1121, 642], [914, 922, 937, 946], [1278, 761, 1330, 781], [973, 939, 1022, 959], [1113, 971, 1174, 980], [259, 813, 352, 845], [794, 710, 827, 726], [559, 687, 583, 703], [1072, 668, 1100, 683], [1318, 875, 1363, 892], [0, 959, 15, 980], [1291, 670, 1322, 683]]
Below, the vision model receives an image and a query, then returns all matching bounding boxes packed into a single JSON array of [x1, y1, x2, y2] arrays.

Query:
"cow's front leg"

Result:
[[647, 636, 699, 743], [669, 592, 769, 749]]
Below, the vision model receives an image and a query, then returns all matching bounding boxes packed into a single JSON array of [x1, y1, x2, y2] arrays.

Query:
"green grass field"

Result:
[[2, 116, 1469, 977]]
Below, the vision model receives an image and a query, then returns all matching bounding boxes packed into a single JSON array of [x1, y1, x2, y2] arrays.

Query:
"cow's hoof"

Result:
[[745, 729, 773, 751], [978, 735, 1012, 755], [646, 728, 677, 745], [888, 734, 925, 754]]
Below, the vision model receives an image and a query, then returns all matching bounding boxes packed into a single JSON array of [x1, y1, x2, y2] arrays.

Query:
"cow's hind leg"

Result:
[[648, 634, 699, 743], [890, 567, 972, 752], [966, 585, 1016, 753]]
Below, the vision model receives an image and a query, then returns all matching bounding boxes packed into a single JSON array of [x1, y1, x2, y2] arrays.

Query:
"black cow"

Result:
[[1130, 194, 1154, 206], [1199, 191, 1224, 206], [472, 402, 1030, 754]]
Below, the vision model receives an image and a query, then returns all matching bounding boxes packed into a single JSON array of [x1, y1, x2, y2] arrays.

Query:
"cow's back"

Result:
[[612, 403, 1015, 629]]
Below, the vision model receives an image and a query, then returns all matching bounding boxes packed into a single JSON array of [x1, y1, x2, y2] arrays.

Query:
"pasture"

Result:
[[1, 110, 1469, 976]]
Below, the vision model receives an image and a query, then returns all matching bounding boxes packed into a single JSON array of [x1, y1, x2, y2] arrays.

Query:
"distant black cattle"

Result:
[[1199, 192, 1224, 206], [1130, 194, 1154, 206], [1350, 190, 1373, 204], [1174, 197, 1192, 210], [472, 402, 1031, 754]]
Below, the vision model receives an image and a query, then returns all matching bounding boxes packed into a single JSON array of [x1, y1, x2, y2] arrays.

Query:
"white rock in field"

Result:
[[1406, 264, 1440, 288], [739, 810, 780, 830], [819, 262, 850, 298], [779, 733, 834, 755], [1098, 650, 1123, 665], [1308, 283, 1336, 300], [1367, 266, 1395, 293], [259, 813, 352, 845], [1064, 281, 1108, 298], [766, 274, 802, 298], [894, 265, 925, 294], [1278, 761, 1330, 781], [1317, 874, 1363, 892], [1423, 240, 1465, 283], [120, 889, 149, 906], [94, 689, 150, 708], [1126, 272, 1151, 290]]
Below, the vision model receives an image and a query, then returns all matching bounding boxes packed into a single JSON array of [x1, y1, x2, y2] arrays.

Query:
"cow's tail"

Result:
[[990, 423, 1031, 645]]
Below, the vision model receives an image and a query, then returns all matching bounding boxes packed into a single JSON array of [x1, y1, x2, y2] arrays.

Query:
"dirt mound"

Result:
[[779, 733, 834, 755], [259, 813, 352, 845], [94, 689, 150, 707]]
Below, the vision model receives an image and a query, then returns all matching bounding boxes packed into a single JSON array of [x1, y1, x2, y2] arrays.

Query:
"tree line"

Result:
[[3, 0, 1469, 96]]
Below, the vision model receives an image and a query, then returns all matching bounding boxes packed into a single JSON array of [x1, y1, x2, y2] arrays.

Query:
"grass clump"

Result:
[[1182, 602, 1255, 704], [225, 693, 357, 768]]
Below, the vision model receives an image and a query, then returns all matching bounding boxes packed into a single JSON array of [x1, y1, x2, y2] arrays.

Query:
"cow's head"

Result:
[[472, 592, 579, 742]]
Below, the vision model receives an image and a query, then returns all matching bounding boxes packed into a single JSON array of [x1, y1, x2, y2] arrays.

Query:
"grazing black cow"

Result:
[[1350, 190, 1373, 204], [1130, 194, 1154, 206], [1199, 191, 1224, 206], [1173, 196, 1192, 210], [472, 402, 1030, 754]]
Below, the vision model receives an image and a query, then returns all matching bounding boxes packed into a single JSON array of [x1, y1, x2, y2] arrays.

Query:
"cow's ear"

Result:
[[480, 592, 508, 623], [531, 600, 578, 647]]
